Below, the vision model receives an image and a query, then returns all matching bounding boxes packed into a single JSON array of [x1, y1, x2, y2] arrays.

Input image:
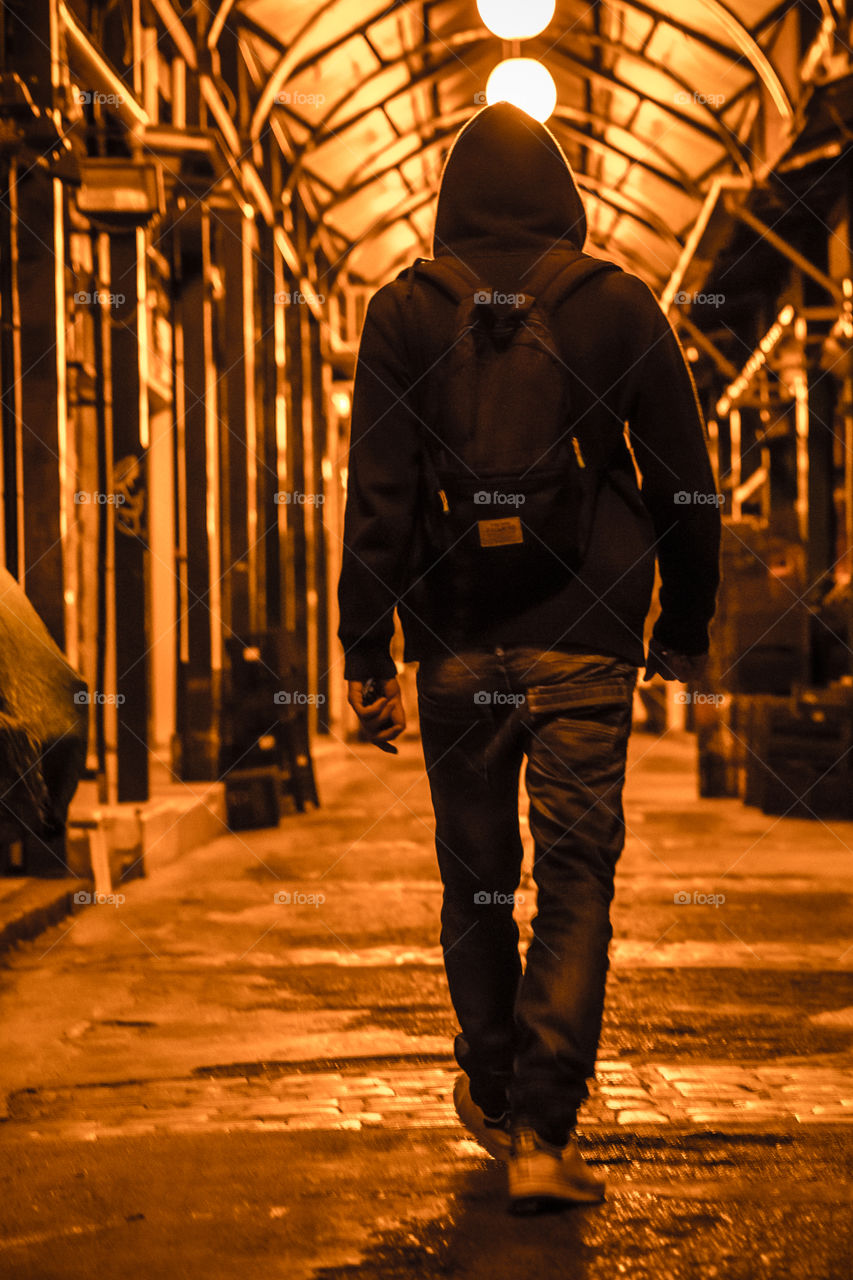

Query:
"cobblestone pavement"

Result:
[[9, 1059, 853, 1139], [1, 728, 852, 1279]]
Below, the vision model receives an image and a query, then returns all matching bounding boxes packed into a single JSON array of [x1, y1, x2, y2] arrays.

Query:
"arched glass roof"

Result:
[[230, 1, 833, 289]]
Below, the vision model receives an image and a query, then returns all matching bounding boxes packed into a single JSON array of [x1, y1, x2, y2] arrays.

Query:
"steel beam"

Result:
[[727, 200, 846, 303]]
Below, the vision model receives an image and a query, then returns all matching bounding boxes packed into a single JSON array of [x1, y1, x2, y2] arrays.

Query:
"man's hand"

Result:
[[347, 677, 405, 753], [644, 639, 709, 684]]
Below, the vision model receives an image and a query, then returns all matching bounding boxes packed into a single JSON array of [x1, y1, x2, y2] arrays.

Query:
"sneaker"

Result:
[[508, 1125, 605, 1213], [453, 1073, 511, 1161]]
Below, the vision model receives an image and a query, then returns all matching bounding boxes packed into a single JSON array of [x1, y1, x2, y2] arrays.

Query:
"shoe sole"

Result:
[[510, 1193, 603, 1215], [509, 1170, 605, 1212]]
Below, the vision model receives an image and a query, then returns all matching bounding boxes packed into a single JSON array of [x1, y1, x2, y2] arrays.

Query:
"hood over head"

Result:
[[432, 102, 587, 259]]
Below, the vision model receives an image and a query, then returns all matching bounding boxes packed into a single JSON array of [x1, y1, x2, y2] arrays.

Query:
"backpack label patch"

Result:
[[478, 517, 524, 547]]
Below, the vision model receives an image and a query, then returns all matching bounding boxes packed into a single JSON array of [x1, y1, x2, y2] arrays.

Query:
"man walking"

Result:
[[337, 102, 720, 1212]]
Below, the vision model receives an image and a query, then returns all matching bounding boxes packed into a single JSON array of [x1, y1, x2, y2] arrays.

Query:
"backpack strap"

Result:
[[397, 256, 428, 300], [400, 256, 487, 305], [398, 251, 618, 308], [529, 253, 620, 315]]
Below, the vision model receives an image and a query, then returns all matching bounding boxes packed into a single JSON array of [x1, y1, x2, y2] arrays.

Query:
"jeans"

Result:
[[416, 645, 637, 1145]]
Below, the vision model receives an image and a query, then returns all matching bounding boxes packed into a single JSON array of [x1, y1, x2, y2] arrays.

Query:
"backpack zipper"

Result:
[[438, 488, 450, 513], [572, 437, 586, 468]]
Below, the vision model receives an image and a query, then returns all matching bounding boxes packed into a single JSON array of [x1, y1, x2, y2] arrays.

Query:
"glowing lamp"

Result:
[[485, 58, 557, 123], [477, 0, 555, 40]]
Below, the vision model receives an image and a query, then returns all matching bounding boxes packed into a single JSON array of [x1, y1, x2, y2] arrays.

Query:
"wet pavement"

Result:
[[0, 727, 852, 1278]]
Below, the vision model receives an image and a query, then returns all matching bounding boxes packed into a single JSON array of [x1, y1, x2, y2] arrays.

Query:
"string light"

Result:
[[716, 304, 796, 415]]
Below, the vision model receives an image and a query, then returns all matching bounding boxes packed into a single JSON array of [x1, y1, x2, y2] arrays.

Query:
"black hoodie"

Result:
[[337, 103, 720, 681]]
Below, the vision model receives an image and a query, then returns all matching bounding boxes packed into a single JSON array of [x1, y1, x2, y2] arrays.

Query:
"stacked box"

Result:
[[709, 520, 810, 695], [224, 768, 281, 831], [743, 691, 853, 819]]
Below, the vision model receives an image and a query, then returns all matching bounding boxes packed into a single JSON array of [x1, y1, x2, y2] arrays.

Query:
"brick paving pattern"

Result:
[[11, 1060, 853, 1140]]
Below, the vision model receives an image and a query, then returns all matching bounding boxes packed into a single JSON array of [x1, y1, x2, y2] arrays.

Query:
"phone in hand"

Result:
[[362, 677, 382, 705], [361, 677, 398, 754]]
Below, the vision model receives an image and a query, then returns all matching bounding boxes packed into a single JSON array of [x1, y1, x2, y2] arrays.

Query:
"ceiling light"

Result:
[[477, 0, 555, 41], [485, 58, 557, 123]]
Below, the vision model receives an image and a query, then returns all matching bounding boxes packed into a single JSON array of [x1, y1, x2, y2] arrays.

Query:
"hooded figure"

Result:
[[338, 102, 720, 679], [431, 100, 588, 257], [337, 102, 720, 1212]]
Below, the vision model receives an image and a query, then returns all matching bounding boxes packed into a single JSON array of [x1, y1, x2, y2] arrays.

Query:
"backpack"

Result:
[[401, 252, 621, 624]]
